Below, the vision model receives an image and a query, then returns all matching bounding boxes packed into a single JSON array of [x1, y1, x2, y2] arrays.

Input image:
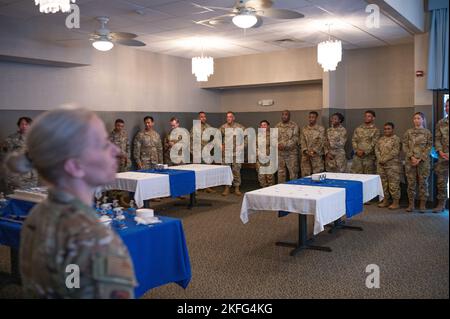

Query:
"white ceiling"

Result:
[[0, 0, 414, 58]]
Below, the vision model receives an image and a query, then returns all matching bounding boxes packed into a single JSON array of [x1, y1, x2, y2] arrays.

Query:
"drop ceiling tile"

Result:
[[113, 22, 168, 36], [272, 0, 312, 9], [151, 1, 214, 17], [308, 0, 367, 15], [124, 0, 180, 8], [114, 7, 175, 24], [187, 0, 237, 8], [77, 0, 143, 18]]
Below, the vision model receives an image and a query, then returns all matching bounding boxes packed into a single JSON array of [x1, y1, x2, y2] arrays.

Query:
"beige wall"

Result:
[[414, 33, 433, 106], [211, 43, 415, 112], [219, 83, 322, 113], [344, 43, 414, 109], [201, 46, 323, 89], [323, 61, 346, 109], [0, 45, 220, 112]]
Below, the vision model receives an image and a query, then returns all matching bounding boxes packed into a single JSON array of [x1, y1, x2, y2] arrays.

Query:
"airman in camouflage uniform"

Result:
[[190, 112, 216, 193], [3, 117, 38, 193], [351, 111, 380, 174], [375, 123, 401, 209], [20, 189, 136, 298], [275, 110, 299, 183], [220, 112, 246, 196], [403, 112, 432, 212], [164, 117, 187, 166], [433, 100, 449, 213], [300, 111, 325, 177], [190, 112, 212, 154], [133, 116, 163, 170], [325, 113, 347, 173], [109, 119, 130, 172], [256, 120, 274, 188]]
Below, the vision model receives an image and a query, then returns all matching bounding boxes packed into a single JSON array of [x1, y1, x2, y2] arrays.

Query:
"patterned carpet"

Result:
[[1, 186, 448, 299]]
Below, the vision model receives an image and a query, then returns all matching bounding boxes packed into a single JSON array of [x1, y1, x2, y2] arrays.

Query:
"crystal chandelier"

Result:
[[317, 25, 342, 72], [35, 0, 76, 14], [192, 55, 214, 82]]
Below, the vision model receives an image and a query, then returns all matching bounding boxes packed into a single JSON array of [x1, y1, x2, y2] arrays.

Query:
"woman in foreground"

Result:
[[7, 108, 136, 299]]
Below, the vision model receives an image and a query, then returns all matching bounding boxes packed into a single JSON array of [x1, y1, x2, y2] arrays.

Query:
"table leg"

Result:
[[326, 218, 363, 234], [0, 248, 20, 284], [10, 248, 21, 283], [276, 214, 332, 256], [175, 193, 212, 210]]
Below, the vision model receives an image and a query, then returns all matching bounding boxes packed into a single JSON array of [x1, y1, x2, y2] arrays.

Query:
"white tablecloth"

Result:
[[322, 173, 384, 203], [104, 172, 170, 208], [240, 184, 346, 235], [172, 164, 233, 189]]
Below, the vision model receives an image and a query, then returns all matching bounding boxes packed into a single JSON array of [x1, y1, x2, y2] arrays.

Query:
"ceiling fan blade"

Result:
[[115, 39, 146, 47], [197, 5, 233, 12], [194, 13, 235, 27], [251, 15, 264, 28], [258, 8, 304, 19], [245, 0, 273, 9], [110, 32, 137, 39], [54, 38, 85, 42]]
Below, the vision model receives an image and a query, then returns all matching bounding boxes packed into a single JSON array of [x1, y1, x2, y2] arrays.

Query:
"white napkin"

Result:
[[134, 216, 161, 225]]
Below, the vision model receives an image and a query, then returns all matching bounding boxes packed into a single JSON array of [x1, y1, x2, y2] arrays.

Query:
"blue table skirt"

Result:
[[137, 169, 196, 198], [119, 215, 191, 298], [0, 202, 192, 298], [279, 178, 363, 219], [0, 219, 21, 249], [1, 199, 35, 217]]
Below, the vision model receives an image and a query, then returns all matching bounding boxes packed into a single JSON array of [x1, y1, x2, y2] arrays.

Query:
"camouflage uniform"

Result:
[[133, 129, 163, 170], [275, 121, 299, 182], [300, 124, 326, 177], [325, 126, 347, 173], [190, 122, 214, 163], [256, 130, 274, 188], [3, 132, 38, 194], [164, 128, 187, 166], [403, 128, 432, 201], [109, 130, 130, 172], [434, 116, 449, 201], [375, 135, 402, 200], [220, 122, 246, 187], [20, 189, 136, 299], [351, 124, 380, 174]]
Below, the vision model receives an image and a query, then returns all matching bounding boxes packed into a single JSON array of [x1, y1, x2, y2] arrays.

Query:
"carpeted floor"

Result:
[[0, 185, 448, 299]]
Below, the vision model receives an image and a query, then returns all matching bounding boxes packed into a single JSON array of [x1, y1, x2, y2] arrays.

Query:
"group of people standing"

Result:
[[1, 101, 448, 214], [257, 106, 448, 214]]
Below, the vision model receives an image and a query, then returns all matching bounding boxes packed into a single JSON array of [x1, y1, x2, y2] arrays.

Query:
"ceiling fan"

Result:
[[90, 16, 146, 51], [193, 0, 304, 29]]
